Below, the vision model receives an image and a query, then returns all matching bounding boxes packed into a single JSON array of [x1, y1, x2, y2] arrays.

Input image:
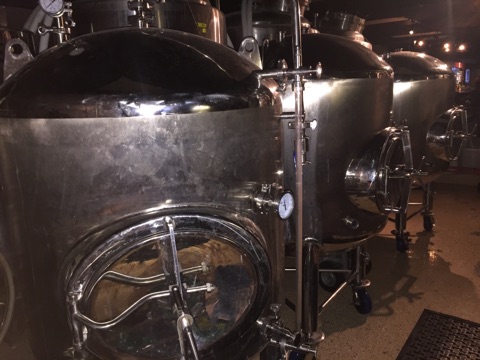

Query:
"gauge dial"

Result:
[[278, 192, 294, 220], [38, 0, 65, 16]]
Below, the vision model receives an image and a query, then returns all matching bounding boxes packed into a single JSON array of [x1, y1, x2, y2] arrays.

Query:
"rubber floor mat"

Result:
[[397, 309, 480, 359]]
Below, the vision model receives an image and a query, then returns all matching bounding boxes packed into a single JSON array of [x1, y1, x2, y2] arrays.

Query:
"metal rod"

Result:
[[289, 0, 305, 333], [319, 271, 357, 314]]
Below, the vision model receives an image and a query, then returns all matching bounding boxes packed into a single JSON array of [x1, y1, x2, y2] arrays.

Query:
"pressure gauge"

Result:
[[38, 0, 65, 16], [277, 191, 294, 220]]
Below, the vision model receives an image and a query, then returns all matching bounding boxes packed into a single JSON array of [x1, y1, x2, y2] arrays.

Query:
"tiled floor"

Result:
[[285, 177, 480, 359]]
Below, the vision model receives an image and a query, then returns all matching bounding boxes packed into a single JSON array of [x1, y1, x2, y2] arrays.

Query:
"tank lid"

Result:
[[264, 33, 392, 78], [0, 28, 263, 118], [383, 51, 454, 80]]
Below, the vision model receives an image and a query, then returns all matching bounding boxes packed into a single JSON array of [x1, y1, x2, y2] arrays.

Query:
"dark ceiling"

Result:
[[306, 0, 480, 63]]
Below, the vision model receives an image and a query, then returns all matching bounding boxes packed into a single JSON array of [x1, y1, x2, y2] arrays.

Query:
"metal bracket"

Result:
[[3, 39, 33, 81]]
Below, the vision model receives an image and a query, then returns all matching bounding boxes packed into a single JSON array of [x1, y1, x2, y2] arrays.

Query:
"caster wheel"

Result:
[[353, 287, 372, 314], [288, 351, 306, 360], [423, 215, 435, 231], [396, 233, 409, 253], [319, 261, 345, 292]]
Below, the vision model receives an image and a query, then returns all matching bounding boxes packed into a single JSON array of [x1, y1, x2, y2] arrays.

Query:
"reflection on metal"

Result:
[[66, 214, 268, 359], [346, 128, 409, 216], [384, 51, 456, 176], [238, 36, 263, 68], [71, 0, 227, 44], [427, 107, 475, 162], [0, 253, 14, 343], [0, 27, 291, 359], [1, 27, 35, 82], [315, 12, 372, 49], [2, 38, 33, 81]]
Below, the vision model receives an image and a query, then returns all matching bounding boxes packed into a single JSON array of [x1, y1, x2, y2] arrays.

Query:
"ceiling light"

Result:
[[418, 40, 424, 47], [458, 44, 466, 51], [409, 30, 414, 35], [443, 43, 450, 49]]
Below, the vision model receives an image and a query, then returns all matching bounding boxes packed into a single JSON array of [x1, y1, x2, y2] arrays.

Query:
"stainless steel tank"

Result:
[[70, 0, 227, 45], [315, 12, 372, 49], [0, 28, 297, 360], [265, 33, 400, 251], [226, 0, 316, 50], [382, 51, 461, 244], [384, 51, 457, 181]]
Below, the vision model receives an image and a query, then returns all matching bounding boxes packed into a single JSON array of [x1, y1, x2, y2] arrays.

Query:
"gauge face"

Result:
[[38, 0, 64, 16], [278, 192, 294, 219]]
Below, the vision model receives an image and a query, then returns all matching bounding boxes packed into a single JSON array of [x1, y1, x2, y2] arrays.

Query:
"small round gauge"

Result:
[[38, 0, 65, 16], [277, 191, 294, 220]]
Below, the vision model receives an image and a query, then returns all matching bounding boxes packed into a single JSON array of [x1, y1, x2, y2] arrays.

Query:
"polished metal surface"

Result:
[[226, 0, 316, 52], [268, 33, 397, 250], [316, 12, 372, 49], [0, 28, 286, 360], [71, 0, 227, 44], [384, 51, 456, 180], [1, 28, 36, 81]]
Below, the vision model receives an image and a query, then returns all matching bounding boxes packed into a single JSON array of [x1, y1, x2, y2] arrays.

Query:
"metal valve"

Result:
[[257, 304, 320, 359]]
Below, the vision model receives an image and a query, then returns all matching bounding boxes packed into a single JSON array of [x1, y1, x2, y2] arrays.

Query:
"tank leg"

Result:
[[351, 246, 372, 314], [393, 211, 410, 253], [301, 239, 322, 338], [421, 182, 435, 231]]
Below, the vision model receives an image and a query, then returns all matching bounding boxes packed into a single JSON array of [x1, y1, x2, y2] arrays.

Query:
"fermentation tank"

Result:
[[70, 0, 227, 45], [383, 51, 463, 240], [0, 28, 311, 359], [385, 51, 457, 179], [264, 34, 402, 250], [225, 0, 411, 339]]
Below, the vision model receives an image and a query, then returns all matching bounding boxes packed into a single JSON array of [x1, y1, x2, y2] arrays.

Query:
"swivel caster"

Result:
[[353, 287, 372, 314], [288, 352, 306, 360], [423, 215, 435, 232], [319, 261, 345, 293], [396, 233, 409, 253]]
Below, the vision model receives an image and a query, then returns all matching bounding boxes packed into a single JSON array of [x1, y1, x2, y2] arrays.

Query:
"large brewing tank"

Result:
[[0, 28, 286, 360], [315, 12, 372, 50], [383, 51, 456, 181], [70, 0, 227, 45], [263, 34, 402, 252]]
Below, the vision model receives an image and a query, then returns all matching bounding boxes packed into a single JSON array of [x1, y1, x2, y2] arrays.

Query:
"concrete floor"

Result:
[[285, 176, 480, 359]]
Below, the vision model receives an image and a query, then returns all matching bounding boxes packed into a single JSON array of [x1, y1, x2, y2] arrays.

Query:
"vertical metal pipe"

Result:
[[289, 0, 305, 333], [302, 240, 320, 334]]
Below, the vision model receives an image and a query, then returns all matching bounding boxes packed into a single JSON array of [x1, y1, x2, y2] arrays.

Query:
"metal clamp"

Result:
[[127, 0, 156, 28], [445, 107, 477, 161]]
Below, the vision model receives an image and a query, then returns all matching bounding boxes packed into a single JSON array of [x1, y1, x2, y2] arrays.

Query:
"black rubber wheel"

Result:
[[319, 261, 345, 293], [364, 252, 373, 274], [288, 351, 307, 360], [423, 215, 435, 231], [353, 287, 372, 314], [396, 233, 409, 253]]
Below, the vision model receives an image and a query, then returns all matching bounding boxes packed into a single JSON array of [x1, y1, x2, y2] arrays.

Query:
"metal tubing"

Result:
[[288, 0, 305, 333], [302, 241, 320, 334], [319, 271, 357, 314]]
